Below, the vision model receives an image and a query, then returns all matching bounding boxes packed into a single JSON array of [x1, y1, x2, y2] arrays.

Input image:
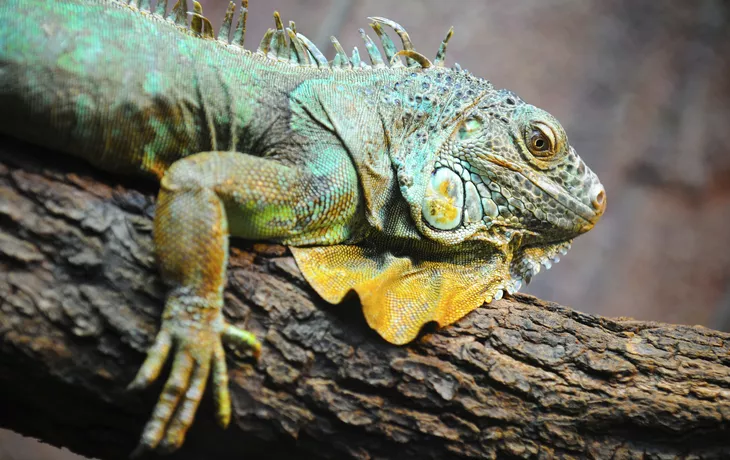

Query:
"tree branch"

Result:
[[1, 136, 730, 460]]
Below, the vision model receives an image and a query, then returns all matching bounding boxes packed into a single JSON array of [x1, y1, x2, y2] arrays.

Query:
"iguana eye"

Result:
[[526, 122, 556, 158], [530, 131, 550, 152], [458, 118, 483, 140]]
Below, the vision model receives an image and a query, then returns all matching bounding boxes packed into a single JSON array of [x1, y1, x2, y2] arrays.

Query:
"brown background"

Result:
[[2, 0, 729, 458]]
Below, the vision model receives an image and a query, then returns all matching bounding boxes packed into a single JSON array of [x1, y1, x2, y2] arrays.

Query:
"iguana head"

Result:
[[419, 88, 605, 280], [423, 90, 605, 236], [383, 68, 605, 292]]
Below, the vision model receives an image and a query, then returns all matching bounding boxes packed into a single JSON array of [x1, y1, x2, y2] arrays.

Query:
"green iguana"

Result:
[[0, 0, 606, 453]]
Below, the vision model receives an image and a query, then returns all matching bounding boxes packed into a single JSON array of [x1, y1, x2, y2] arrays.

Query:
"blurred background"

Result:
[[2, 0, 729, 458]]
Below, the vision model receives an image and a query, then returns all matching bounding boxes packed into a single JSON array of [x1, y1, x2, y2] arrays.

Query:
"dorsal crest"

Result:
[[119, 0, 461, 71]]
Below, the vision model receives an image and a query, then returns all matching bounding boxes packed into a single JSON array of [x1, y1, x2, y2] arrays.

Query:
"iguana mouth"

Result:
[[478, 152, 599, 225], [429, 156, 596, 234]]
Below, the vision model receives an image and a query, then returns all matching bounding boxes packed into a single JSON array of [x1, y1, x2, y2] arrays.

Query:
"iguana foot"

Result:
[[128, 293, 260, 454]]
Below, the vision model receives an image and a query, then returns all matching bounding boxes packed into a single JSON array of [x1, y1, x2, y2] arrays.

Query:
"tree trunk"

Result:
[[1, 135, 729, 460]]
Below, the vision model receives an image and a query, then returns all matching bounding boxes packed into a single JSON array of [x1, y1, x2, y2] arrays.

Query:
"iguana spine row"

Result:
[[117, 0, 454, 70]]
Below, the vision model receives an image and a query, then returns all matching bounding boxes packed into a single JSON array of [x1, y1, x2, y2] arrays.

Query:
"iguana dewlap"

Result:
[[0, 0, 606, 453]]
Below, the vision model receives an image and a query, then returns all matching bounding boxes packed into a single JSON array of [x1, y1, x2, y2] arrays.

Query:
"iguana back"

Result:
[[0, 0, 378, 178]]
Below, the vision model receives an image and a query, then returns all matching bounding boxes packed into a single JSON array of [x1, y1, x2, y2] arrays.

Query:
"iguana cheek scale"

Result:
[[0, 0, 606, 453]]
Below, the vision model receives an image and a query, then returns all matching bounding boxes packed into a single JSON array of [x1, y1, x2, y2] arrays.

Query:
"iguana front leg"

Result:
[[128, 151, 359, 452]]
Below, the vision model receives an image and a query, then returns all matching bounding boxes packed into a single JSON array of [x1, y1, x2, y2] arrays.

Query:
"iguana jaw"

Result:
[[414, 153, 603, 249], [479, 152, 602, 228]]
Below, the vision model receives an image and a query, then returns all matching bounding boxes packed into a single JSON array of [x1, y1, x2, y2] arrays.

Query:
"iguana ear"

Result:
[[291, 244, 510, 344], [387, 102, 494, 246]]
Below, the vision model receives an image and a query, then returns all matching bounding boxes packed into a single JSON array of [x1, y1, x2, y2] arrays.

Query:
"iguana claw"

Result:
[[128, 298, 260, 454]]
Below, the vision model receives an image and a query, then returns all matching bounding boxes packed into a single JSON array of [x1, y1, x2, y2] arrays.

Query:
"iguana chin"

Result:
[[0, 0, 606, 453]]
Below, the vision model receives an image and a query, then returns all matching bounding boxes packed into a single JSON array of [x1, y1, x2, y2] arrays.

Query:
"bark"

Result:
[[1, 135, 730, 460]]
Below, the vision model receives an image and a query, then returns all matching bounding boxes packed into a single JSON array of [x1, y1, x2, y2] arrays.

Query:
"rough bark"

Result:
[[1, 136, 730, 460]]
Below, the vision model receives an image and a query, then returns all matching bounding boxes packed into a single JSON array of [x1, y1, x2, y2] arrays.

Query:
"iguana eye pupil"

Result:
[[531, 133, 549, 150], [529, 129, 553, 157]]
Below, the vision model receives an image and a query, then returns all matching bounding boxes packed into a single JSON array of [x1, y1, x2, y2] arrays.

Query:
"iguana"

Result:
[[0, 0, 606, 453]]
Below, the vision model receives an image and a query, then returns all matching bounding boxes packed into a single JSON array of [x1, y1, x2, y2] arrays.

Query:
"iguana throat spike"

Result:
[[296, 33, 328, 68], [232, 0, 247, 47], [359, 28, 385, 68], [217, 2, 235, 42], [434, 27, 454, 67]]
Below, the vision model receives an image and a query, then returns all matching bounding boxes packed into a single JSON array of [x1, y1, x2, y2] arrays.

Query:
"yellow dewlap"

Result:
[[291, 244, 510, 344]]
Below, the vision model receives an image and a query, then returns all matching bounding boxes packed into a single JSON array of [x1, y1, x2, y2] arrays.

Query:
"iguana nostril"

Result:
[[591, 186, 606, 214]]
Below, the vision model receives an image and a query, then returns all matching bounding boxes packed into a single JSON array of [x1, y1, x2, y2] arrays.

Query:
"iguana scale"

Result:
[[0, 0, 606, 453]]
